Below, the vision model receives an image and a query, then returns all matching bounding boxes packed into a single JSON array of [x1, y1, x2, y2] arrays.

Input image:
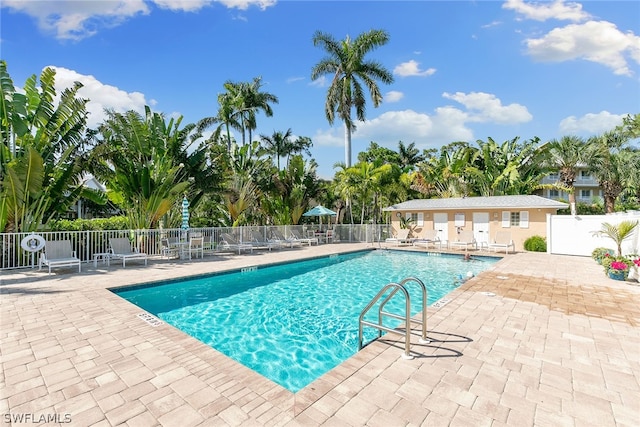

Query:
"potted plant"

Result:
[[591, 247, 614, 264], [603, 256, 631, 281]]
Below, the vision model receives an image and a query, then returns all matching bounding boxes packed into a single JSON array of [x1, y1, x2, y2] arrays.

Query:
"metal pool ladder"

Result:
[[358, 277, 430, 360]]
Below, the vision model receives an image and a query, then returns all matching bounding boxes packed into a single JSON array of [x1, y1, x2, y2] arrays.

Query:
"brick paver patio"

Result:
[[1, 244, 639, 426]]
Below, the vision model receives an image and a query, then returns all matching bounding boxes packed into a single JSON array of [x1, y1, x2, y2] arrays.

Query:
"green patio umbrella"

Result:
[[303, 205, 337, 227]]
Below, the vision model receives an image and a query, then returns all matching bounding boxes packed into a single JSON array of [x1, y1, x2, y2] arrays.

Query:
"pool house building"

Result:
[[383, 195, 568, 252]]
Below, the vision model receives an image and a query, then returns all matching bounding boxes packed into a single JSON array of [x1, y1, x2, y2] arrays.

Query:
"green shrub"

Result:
[[48, 216, 129, 231], [524, 235, 547, 252]]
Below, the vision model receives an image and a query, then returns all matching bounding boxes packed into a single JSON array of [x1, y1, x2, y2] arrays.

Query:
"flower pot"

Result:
[[608, 270, 627, 281]]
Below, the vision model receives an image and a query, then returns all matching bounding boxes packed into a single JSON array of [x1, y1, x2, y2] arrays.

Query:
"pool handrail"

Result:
[[358, 277, 430, 360]]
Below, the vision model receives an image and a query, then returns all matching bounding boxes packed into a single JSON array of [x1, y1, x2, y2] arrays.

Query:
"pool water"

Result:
[[113, 250, 497, 392]]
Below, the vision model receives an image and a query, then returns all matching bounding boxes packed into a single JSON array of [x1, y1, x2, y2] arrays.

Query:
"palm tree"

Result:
[[259, 129, 293, 170], [397, 141, 424, 170], [587, 131, 629, 213], [593, 220, 638, 256], [239, 77, 279, 145], [311, 29, 394, 167], [547, 136, 587, 215]]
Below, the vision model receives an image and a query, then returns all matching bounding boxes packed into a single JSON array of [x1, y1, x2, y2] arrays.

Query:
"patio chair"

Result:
[[39, 240, 82, 274], [449, 230, 477, 251], [325, 229, 335, 243], [270, 229, 301, 248], [202, 235, 216, 254], [385, 228, 411, 246], [219, 233, 254, 254], [488, 231, 515, 254], [412, 229, 443, 249], [160, 238, 179, 259], [290, 229, 318, 246], [109, 237, 148, 267], [187, 236, 204, 259]]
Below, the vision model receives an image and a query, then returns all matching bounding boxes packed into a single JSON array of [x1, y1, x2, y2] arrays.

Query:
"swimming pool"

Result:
[[113, 249, 497, 392]]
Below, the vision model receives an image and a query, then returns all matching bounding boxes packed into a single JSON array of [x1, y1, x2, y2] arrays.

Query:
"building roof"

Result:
[[382, 195, 568, 212]]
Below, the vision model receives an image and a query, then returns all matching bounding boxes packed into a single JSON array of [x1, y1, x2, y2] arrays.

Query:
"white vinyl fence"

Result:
[[547, 211, 640, 257]]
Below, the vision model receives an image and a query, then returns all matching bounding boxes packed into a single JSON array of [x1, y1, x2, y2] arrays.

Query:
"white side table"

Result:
[[93, 252, 111, 267]]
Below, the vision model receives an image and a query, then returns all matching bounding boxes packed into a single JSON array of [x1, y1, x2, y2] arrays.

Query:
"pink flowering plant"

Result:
[[601, 255, 631, 275], [610, 261, 630, 272]]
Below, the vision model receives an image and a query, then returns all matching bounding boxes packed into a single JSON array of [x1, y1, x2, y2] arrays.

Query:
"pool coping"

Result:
[[107, 247, 496, 395]]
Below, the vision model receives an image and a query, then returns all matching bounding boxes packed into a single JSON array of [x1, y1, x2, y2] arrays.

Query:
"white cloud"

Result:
[[481, 21, 502, 29], [2, 0, 150, 40], [442, 91, 532, 124], [393, 60, 436, 77], [49, 66, 149, 128], [559, 111, 626, 135], [526, 21, 640, 76], [313, 92, 531, 151], [312, 127, 343, 148], [353, 109, 473, 150], [286, 76, 305, 84], [502, 0, 590, 22], [309, 75, 327, 88], [216, 0, 276, 11], [1, 0, 275, 40], [153, 0, 213, 12], [384, 91, 404, 103]]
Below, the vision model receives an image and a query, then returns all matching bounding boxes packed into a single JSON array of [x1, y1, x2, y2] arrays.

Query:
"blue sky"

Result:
[[2, 0, 639, 178]]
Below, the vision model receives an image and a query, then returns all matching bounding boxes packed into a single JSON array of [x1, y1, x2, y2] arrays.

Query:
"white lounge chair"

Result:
[[109, 237, 148, 267], [219, 233, 254, 254], [270, 229, 301, 248], [39, 240, 81, 274], [250, 230, 282, 251], [412, 229, 443, 249], [290, 229, 318, 246], [385, 229, 411, 246], [488, 231, 515, 254], [449, 230, 477, 251]]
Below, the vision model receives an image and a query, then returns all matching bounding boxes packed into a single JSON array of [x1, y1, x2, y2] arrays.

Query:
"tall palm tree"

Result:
[[198, 78, 278, 152], [547, 136, 587, 215], [239, 77, 279, 145], [259, 129, 293, 170], [587, 131, 629, 213], [311, 29, 394, 167]]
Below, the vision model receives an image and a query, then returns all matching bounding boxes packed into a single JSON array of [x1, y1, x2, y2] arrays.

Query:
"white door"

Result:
[[433, 213, 448, 244], [473, 212, 490, 247]]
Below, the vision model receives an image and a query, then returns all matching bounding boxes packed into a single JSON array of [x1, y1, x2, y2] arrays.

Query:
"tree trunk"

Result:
[[568, 187, 577, 216], [344, 122, 352, 168]]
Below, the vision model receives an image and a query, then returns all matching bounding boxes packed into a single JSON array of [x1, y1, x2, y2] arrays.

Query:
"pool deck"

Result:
[[1, 243, 639, 426]]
